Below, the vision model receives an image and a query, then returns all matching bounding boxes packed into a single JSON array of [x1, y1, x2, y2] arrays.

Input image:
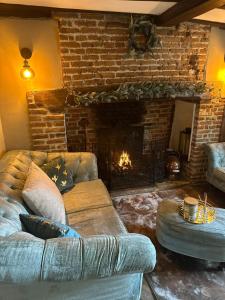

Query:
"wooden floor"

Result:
[[141, 278, 155, 300]]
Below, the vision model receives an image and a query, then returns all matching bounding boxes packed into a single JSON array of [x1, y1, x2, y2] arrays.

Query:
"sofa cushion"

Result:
[[41, 157, 74, 193], [22, 162, 66, 224], [68, 206, 127, 236], [20, 214, 80, 240], [63, 179, 112, 214]]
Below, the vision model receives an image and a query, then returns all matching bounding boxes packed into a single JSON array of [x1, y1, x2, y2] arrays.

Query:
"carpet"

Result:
[[112, 188, 225, 300]]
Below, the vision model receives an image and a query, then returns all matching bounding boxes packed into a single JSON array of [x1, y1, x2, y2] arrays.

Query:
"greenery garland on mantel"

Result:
[[65, 81, 212, 107]]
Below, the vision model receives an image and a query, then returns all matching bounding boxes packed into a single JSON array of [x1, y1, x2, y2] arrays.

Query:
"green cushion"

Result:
[[41, 157, 74, 193], [20, 214, 80, 240]]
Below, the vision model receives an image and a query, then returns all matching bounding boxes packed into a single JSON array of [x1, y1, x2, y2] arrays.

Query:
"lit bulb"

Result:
[[20, 59, 35, 80]]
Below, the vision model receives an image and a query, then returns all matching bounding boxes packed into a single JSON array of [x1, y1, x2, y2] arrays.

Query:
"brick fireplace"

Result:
[[27, 90, 174, 188], [27, 87, 225, 186], [26, 11, 225, 185]]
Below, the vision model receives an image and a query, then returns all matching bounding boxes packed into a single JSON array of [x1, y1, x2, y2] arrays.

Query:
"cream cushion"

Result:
[[22, 162, 66, 224]]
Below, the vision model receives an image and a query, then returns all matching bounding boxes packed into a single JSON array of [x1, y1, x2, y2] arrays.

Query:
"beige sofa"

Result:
[[0, 150, 156, 300]]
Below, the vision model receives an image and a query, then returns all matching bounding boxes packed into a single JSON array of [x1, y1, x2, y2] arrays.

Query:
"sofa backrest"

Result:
[[0, 150, 98, 237]]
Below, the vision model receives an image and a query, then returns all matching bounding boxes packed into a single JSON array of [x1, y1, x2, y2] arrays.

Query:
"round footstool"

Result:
[[156, 199, 225, 262]]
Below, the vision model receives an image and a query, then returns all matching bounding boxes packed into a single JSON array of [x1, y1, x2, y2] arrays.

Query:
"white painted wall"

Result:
[[206, 26, 225, 83], [0, 18, 63, 150], [0, 116, 6, 157]]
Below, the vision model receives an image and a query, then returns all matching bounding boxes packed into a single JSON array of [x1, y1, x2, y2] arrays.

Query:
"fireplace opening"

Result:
[[91, 102, 168, 190]]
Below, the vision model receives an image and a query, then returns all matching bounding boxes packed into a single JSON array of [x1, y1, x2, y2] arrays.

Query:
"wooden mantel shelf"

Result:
[[28, 88, 210, 113]]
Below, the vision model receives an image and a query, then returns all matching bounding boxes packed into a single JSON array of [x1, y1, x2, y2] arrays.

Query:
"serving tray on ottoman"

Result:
[[156, 199, 225, 262]]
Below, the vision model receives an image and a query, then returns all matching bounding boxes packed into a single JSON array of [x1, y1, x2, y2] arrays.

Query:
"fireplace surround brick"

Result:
[[27, 87, 225, 182], [27, 92, 67, 152]]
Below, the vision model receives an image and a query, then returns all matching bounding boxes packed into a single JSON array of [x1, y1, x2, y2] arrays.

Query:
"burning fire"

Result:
[[118, 151, 132, 171]]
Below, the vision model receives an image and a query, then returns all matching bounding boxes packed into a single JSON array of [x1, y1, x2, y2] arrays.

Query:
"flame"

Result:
[[118, 151, 132, 170]]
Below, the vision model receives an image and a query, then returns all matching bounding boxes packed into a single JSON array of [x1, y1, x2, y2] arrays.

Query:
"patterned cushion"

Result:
[[20, 214, 80, 240], [42, 157, 74, 193]]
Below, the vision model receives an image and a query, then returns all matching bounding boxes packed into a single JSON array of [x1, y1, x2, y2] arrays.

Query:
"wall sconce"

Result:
[[20, 48, 35, 80]]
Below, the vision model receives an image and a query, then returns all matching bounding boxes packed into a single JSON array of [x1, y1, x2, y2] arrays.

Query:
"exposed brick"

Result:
[[26, 12, 221, 181]]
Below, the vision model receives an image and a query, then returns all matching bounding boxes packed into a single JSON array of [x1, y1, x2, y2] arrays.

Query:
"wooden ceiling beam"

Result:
[[156, 0, 225, 26], [0, 3, 52, 18], [0, 2, 176, 18]]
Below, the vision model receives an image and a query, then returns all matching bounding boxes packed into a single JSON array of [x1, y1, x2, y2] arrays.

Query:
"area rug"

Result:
[[112, 188, 225, 300]]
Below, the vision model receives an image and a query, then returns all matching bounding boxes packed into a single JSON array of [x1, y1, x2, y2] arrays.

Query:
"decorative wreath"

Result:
[[128, 16, 161, 55]]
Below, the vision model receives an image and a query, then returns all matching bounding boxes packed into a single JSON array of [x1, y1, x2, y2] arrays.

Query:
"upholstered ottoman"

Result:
[[156, 199, 225, 262]]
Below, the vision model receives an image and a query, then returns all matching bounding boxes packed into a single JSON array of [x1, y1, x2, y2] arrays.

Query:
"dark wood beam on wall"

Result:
[[156, 0, 225, 26], [0, 3, 52, 18]]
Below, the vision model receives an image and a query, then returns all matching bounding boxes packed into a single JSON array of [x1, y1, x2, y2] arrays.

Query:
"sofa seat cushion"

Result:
[[68, 206, 127, 236], [63, 179, 112, 214]]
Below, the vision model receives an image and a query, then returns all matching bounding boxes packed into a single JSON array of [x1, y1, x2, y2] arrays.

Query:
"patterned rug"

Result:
[[112, 188, 225, 300]]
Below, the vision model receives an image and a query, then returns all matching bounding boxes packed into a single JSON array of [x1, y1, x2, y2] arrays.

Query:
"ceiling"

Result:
[[195, 8, 225, 24], [0, 0, 225, 26], [0, 1, 177, 15]]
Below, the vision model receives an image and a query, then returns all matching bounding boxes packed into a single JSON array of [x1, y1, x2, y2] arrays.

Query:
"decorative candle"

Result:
[[184, 197, 198, 222]]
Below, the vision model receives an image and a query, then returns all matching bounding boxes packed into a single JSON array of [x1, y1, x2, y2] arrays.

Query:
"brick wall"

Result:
[[185, 94, 225, 180], [27, 92, 67, 152], [54, 12, 210, 87], [26, 11, 225, 181]]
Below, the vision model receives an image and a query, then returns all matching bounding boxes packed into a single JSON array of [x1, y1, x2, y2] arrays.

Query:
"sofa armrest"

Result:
[[41, 234, 156, 281], [0, 233, 45, 283]]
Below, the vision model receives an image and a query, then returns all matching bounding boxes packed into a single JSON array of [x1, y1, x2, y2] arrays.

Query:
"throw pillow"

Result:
[[41, 157, 74, 193], [20, 214, 80, 240], [22, 162, 66, 224]]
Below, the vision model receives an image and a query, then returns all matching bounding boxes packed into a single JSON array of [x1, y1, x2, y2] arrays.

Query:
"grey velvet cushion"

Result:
[[22, 162, 66, 224]]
